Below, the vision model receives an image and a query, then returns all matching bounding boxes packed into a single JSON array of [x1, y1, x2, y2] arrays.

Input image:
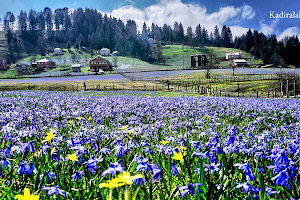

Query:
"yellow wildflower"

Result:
[[161, 141, 168, 145], [15, 188, 39, 200], [172, 151, 185, 163], [113, 171, 143, 185], [66, 153, 79, 162], [43, 129, 56, 144], [50, 147, 55, 155], [99, 179, 124, 189]]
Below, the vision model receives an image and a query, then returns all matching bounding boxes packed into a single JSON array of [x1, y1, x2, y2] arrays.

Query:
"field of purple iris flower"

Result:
[[0, 91, 299, 199]]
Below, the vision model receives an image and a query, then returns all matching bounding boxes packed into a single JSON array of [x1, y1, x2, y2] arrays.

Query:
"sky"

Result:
[[1, 0, 299, 40]]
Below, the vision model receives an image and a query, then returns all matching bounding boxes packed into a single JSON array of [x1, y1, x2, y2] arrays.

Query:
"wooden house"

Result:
[[226, 52, 241, 60], [232, 59, 248, 67], [89, 55, 112, 72], [0, 60, 10, 70], [190, 54, 206, 67], [32, 58, 56, 71], [72, 64, 81, 72], [97, 48, 111, 56], [15, 63, 30, 73]]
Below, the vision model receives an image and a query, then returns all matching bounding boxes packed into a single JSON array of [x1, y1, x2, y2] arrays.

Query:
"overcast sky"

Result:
[[1, 0, 299, 40]]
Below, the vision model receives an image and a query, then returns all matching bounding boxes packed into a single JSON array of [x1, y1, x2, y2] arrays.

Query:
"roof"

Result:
[[101, 48, 110, 50], [36, 58, 50, 62], [227, 52, 241, 55], [233, 59, 247, 63], [72, 64, 81, 67], [19, 62, 30, 65], [191, 54, 206, 56], [54, 48, 62, 50], [0, 60, 9, 64]]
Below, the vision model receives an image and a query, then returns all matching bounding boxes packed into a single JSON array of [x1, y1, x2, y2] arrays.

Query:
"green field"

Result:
[[162, 45, 263, 67]]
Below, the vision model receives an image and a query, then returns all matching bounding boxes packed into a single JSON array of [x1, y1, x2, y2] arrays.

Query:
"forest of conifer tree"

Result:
[[2, 7, 300, 66]]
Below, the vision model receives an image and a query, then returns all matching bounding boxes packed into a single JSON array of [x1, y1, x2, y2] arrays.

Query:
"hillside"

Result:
[[162, 45, 263, 67]]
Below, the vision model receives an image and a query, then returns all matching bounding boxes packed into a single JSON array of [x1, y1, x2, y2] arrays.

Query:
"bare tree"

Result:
[[206, 49, 217, 78], [112, 55, 118, 68]]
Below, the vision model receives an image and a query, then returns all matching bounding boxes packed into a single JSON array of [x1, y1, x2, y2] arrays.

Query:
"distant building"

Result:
[[72, 64, 81, 72], [32, 58, 56, 71], [15, 63, 30, 73], [0, 60, 10, 70], [190, 54, 206, 67], [97, 48, 111, 56], [232, 59, 248, 67], [226, 52, 241, 60], [112, 51, 119, 56], [54, 48, 64, 56], [89, 55, 112, 72]]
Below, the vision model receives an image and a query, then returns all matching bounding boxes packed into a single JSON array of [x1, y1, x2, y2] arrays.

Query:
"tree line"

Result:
[[2, 7, 300, 66]]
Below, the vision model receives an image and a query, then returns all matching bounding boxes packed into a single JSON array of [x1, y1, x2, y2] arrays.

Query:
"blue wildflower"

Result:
[[0, 157, 11, 169], [265, 186, 279, 196], [71, 170, 85, 181], [171, 162, 181, 175], [234, 163, 255, 181], [149, 163, 163, 183], [42, 186, 66, 197], [178, 182, 203, 198], [25, 161, 38, 175], [101, 160, 124, 177], [271, 169, 293, 189], [235, 182, 261, 194]]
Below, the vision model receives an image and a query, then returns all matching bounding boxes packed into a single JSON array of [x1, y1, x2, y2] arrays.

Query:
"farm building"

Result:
[[32, 58, 56, 71], [89, 55, 112, 72], [232, 59, 248, 67], [15, 63, 30, 73], [72, 64, 82, 72], [190, 54, 206, 67], [97, 48, 111, 56], [226, 52, 241, 60], [112, 51, 119, 56], [54, 48, 64, 56], [0, 60, 10, 70]]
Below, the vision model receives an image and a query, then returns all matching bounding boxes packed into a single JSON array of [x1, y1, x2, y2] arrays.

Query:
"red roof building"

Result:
[[0, 60, 10, 70], [89, 55, 112, 72]]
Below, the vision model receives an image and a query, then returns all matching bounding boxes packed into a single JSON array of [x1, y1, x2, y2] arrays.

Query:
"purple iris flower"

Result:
[[171, 162, 180, 175], [99, 147, 112, 155], [133, 177, 146, 186], [101, 160, 124, 177], [204, 163, 221, 174], [149, 163, 163, 183], [85, 158, 98, 173], [178, 182, 203, 198], [234, 163, 255, 181], [235, 182, 261, 194], [143, 147, 154, 155], [136, 158, 151, 172], [25, 161, 38, 175], [265, 186, 279, 196], [71, 170, 85, 181], [271, 169, 293, 189], [40, 171, 57, 183], [16, 162, 26, 176], [0, 157, 11, 169], [42, 186, 66, 197]]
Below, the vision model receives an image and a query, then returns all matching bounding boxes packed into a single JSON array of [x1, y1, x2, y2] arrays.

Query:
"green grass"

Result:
[[0, 67, 18, 78], [162, 45, 263, 67]]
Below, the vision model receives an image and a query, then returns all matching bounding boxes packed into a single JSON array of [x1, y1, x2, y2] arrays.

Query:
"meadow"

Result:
[[0, 90, 299, 199]]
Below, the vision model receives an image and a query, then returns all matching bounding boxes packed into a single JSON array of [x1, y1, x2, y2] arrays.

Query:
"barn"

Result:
[[89, 55, 112, 72]]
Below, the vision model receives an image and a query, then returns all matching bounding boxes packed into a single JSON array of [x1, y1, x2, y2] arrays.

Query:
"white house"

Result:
[[226, 52, 241, 60], [98, 48, 111, 56], [54, 48, 64, 56], [232, 59, 248, 67], [72, 64, 81, 72]]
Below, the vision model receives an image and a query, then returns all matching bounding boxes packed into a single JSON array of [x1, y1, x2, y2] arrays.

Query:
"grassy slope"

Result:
[[162, 45, 263, 67]]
